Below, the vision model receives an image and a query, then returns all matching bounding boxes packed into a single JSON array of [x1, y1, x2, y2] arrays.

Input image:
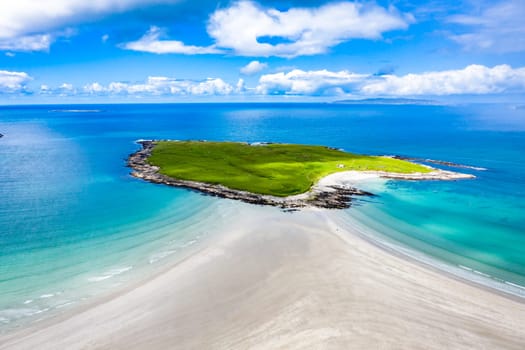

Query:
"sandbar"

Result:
[[1, 206, 524, 349]]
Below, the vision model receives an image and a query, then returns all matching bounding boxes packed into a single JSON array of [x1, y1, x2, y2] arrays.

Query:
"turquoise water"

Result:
[[1, 103, 524, 329]]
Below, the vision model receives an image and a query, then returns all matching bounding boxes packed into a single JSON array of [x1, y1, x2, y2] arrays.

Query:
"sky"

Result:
[[0, 0, 524, 103]]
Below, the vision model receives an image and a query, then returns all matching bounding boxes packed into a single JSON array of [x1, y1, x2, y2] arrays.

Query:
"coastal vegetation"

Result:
[[146, 141, 431, 197]]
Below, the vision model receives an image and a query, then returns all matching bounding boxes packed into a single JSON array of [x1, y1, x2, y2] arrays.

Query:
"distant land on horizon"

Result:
[[333, 98, 441, 105]]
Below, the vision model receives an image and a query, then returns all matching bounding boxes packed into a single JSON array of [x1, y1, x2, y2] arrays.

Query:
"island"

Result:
[[128, 140, 474, 209]]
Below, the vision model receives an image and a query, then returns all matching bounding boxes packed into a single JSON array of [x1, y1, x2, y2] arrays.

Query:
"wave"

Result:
[[50, 109, 102, 113], [39, 293, 55, 299], [0, 308, 42, 324], [87, 266, 133, 282], [179, 239, 198, 248], [149, 250, 177, 264]]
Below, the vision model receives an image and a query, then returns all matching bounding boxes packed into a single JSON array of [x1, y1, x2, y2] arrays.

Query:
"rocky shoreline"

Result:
[[127, 140, 475, 209]]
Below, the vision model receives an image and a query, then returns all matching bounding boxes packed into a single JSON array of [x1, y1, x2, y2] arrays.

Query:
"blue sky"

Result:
[[0, 0, 524, 103]]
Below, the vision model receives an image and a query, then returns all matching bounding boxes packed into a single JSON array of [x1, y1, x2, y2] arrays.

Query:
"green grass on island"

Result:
[[147, 141, 431, 197]]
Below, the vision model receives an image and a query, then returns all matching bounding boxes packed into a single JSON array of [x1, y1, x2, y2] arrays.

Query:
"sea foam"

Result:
[[88, 266, 133, 282]]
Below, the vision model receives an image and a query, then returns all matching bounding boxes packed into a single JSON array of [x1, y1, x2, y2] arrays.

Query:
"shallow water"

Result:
[[0, 103, 524, 329]]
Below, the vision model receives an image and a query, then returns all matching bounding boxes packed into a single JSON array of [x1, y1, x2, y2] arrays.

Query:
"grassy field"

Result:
[[147, 141, 431, 197]]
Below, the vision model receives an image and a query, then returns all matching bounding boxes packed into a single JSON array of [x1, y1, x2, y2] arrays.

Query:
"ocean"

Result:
[[1, 103, 524, 330]]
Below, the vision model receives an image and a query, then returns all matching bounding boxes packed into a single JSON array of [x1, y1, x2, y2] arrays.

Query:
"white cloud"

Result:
[[123, 26, 221, 55], [190, 78, 233, 95], [0, 70, 32, 93], [60, 83, 74, 91], [255, 65, 525, 96], [23, 65, 525, 99], [0, 0, 180, 52], [236, 78, 246, 93], [240, 60, 267, 75], [83, 82, 105, 94], [0, 34, 52, 52], [448, 0, 525, 53], [0, 0, 179, 38], [207, 1, 413, 57], [83, 76, 234, 96], [40, 82, 77, 96], [123, 1, 412, 57], [257, 69, 367, 95], [361, 64, 525, 95]]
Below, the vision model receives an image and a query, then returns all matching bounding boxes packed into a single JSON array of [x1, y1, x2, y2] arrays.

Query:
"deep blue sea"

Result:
[[1, 103, 524, 330]]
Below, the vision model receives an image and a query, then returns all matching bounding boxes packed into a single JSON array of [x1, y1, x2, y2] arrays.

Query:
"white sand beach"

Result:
[[1, 206, 524, 349]]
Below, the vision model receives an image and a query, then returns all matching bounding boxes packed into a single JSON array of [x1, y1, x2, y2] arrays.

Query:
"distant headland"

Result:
[[333, 98, 441, 105], [127, 140, 474, 209]]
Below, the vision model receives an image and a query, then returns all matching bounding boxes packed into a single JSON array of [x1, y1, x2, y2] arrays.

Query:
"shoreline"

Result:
[[127, 140, 475, 209], [329, 211, 525, 301], [1, 206, 524, 349]]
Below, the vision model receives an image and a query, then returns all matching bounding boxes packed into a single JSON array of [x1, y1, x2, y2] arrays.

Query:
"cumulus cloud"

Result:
[[20, 65, 525, 99], [240, 60, 268, 75], [0, 0, 179, 51], [0, 70, 32, 93], [255, 65, 525, 96], [83, 76, 234, 96], [59, 83, 74, 90], [189, 78, 234, 95], [257, 69, 367, 95], [123, 26, 222, 55], [236, 78, 246, 93], [83, 82, 106, 94], [207, 1, 413, 57], [448, 0, 525, 53], [40, 82, 77, 96], [124, 1, 413, 57], [361, 64, 525, 95]]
